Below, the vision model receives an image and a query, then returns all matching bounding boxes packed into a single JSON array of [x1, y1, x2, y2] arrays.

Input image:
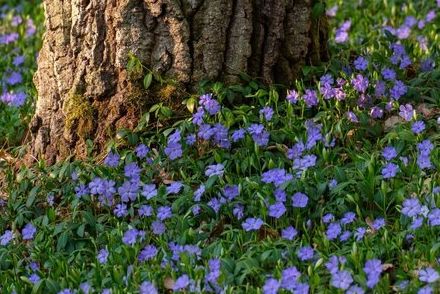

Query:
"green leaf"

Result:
[[26, 186, 39, 208], [143, 72, 153, 89]]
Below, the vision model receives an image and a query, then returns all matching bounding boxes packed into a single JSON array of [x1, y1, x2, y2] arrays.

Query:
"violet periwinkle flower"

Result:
[[354, 56, 368, 71], [260, 106, 274, 121], [364, 259, 383, 288], [0, 230, 13, 245], [135, 144, 149, 158], [351, 74, 369, 93], [370, 106, 383, 119], [291, 192, 309, 208], [297, 246, 314, 261], [200, 93, 220, 115], [390, 80, 407, 100], [263, 278, 280, 294], [381, 68, 396, 81], [398, 104, 414, 121], [347, 111, 359, 123], [22, 223, 36, 240], [303, 89, 318, 107], [104, 151, 120, 167], [412, 121, 425, 134], [205, 163, 225, 177], [419, 268, 440, 283], [335, 20, 351, 43], [140, 281, 158, 294], [268, 202, 286, 219], [286, 89, 299, 104], [281, 226, 298, 240], [331, 270, 353, 290], [401, 198, 421, 217], [97, 248, 109, 264], [382, 146, 397, 161], [247, 123, 270, 146], [242, 218, 263, 231]]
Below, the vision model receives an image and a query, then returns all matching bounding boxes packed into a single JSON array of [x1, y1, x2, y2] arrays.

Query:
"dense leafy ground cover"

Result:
[[1, 0, 440, 293]]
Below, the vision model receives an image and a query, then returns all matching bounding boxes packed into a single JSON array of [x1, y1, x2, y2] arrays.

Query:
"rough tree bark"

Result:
[[30, 0, 329, 164]]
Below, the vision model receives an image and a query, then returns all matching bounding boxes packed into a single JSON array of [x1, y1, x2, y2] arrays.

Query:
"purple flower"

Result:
[[138, 205, 153, 217], [370, 106, 384, 119], [173, 274, 190, 291], [157, 206, 172, 221], [206, 258, 221, 284], [297, 246, 314, 261], [374, 80, 386, 98], [0, 230, 13, 245], [331, 270, 353, 290], [22, 223, 36, 240], [118, 180, 140, 202], [335, 20, 351, 43], [381, 68, 396, 81], [207, 197, 221, 213], [351, 74, 369, 93], [186, 134, 196, 145], [232, 129, 246, 142], [58, 289, 73, 294], [354, 227, 366, 241], [261, 168, 293, 187], [166, 182, 183, 194], [140, 281, 158, 294], [326, 5, 338, 17], [401, 198, 421, 217], [233, 204, 244, 220], [410, 217, 424, 230], [399, 104, 414, 121], [326, 222, 342, 240], [205, 163, 225, 177], [13, 55, 25, 67], [346, 285, 365, 294], [79, 282, 92, 294], [303, 89, 318, 107], [247, 124, 270, 146], [418, 140, 434, 156], [373, 218, 386, 230], [165, 142, 182, 160], [340, 231, 351, 242], [287, 142, 305, 159], [286, 89, 299, 104], [262, 278, 280, 294], [242, 218, 263, 231], [97, 248, 109, 264], [281, 266, 301, 290], [364, 259, 383, 288], [192, 107, 205, 126], [260, 106, 274, 121], [320, 74, 334, 85], [322, 213, 334, 224], [426, 10, 436, 22], [292, 192, 308, 208], [200, 94, 220, 115], [6, 71, 22, 85], [141, 184, 157, 199], [341, 212, 356, 225], [382, 146, 397, 161], [29, 273, 40, 284], [328, 179, 338, 189], [347, 111, 359, 123], [122, 229, 139, 245], [104, 152, 120, 167], [113, 204, 128, 218], [124, 162, 141, 179], [354, 56, 368, 71], [428, 209, 440, 226], [281, 226, 298, 240], [320, 83, 335, 100], [268, 202, 286, 219], [419, 268, 440, 283], [223, 185, 239, 201], [391, 80, 407, 100], [382, 163, 399, 179], [412, 121, 425, 134], [139, 245, 158, 262], [418, 286, 433, 294], [135, 144, 150, 158], [420, 58, 435, 72], [0, 91, 27, 107], [192, 185, 206, 202], [151, 221, 166, 235]]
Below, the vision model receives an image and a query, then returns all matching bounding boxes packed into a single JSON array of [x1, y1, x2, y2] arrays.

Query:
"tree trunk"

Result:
[[30, 0, 328, 164]]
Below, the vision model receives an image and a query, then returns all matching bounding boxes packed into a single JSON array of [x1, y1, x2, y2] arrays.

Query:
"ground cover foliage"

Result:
[[1, 0, 440, 293]]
